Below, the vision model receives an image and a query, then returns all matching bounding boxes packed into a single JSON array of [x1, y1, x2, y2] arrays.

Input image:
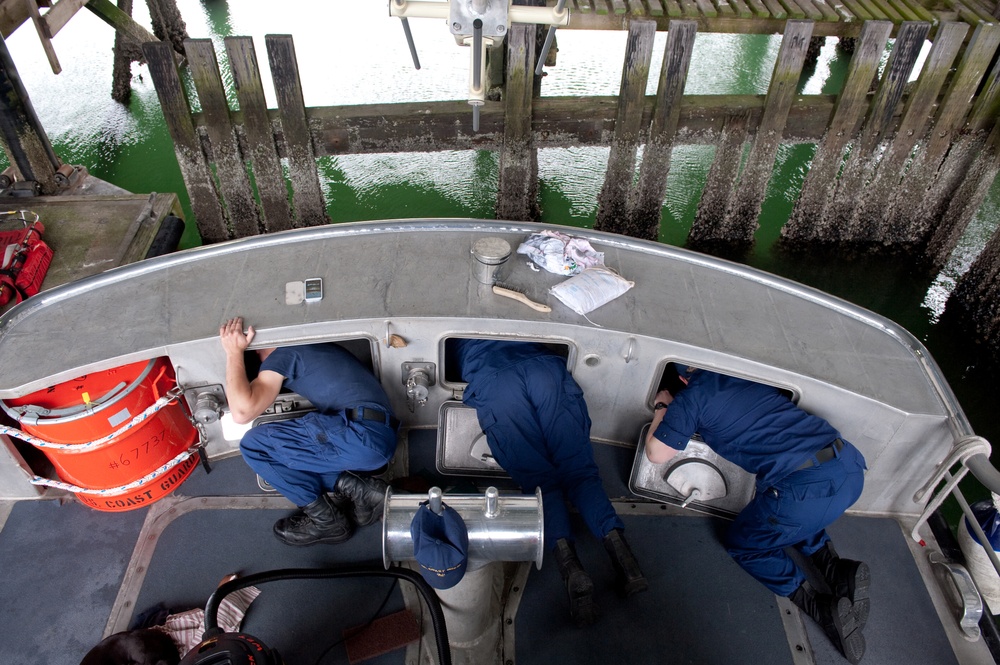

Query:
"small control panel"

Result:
[[285, 278, 323, 305]]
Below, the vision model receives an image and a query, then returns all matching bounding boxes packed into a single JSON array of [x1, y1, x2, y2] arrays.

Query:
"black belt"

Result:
[[797, 438, 844, 471], [346, 407, 398, 429]]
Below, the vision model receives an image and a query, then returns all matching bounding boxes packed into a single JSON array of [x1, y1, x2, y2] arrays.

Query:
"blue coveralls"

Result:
[[455, 339, 624, 548], [652, 370, 867, 596], [239, 344, 397, 507]]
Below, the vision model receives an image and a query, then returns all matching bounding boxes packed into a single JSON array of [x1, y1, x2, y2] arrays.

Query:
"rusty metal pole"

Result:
[[0, 33, 59, 194]]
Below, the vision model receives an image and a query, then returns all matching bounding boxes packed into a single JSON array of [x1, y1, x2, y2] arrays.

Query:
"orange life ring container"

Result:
[[1, 357, 199, 512]]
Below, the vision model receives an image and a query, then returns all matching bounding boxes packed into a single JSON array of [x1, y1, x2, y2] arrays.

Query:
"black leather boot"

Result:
[[811, 542, 871, 627], [602, 528, 649, 597], [333, 471, 389, 527], [553, 538, 599, 627], [273, 494, 354, 546], [789, 582, 865, 664]]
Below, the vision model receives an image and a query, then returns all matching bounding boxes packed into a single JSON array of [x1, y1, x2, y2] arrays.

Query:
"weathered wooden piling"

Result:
[[630, 19, 697, 241], [186, 39, 262, 238], [110, 0, 137, 104], [690, 112, 752, 249], [87, 0, 187, 104], [224, 37, 294, 233], [496, 24, 540, 222], [853, 21, 967, 246], [143, 40, 228, 242], [884, 24, 1000, 249], [595, 19, 656, 237], [691, 19, 813, 248], [830, 20, 929, 243], [781, 20, 892, 245], [919, 49, 1000, 270], [264, 35, 328, 227], [145, 0, 188, 55], [950, 227, 1000, 352], [0, 33, 59, 194]]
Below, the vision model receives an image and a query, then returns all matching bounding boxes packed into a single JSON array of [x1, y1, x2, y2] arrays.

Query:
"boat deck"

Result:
[[0, 429, 978, 665]]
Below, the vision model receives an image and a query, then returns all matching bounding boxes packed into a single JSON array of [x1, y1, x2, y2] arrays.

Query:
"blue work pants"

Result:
[[240, 410, 397, 507], [466, 356, 624, 548], [725, 441, 866, 596]]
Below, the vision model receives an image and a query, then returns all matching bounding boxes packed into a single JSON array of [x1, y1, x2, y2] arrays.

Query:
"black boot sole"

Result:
[[567, 571, 599, 627], [272, 527, 355, 546], [831, 596, 866, 665], [272, 519, 355, 546], [841, 560, 870, 629]]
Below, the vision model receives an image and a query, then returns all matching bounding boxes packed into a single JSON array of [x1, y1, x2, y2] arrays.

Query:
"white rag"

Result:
[[516, 231, 605, 276]]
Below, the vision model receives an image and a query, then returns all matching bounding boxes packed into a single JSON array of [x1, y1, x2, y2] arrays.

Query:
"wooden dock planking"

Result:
[[830, 21, 930, 239], [142, 41, 228, 243], [717, 20, 814, 244], [839, 0, 873, 20], [759, 0, 789, 20], [596, 19, 657, 232], [663, 0, 685, 16], [713, 0, 737, 16], [224, 36, 294, 233], [790, 0, 825, 21], [726, 0, 756, 18], [496, 25, 539, 222], [632, 20, 698, 239], [782, 20, 893, 243], [742, 0, 773, 18], [264, 35, 328, 227], [185, 39, 261, 238]]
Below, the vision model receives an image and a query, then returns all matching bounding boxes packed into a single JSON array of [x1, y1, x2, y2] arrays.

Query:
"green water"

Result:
[[4, 2, 998, 488]]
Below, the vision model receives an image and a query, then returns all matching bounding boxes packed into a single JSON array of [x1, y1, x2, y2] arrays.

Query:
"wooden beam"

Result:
[[225, 36, 293, 233], [25, 0, 60, 74], [41, 0, 88, 37], [142, 40, 228, 243], [264, 34, 328, 227], [832, 20, 929, 240], [185, 38, 261, 238], [631, 19, 697, 239], [496, 24, 539, 222], [719, 19, 813, 244], [782, 20, 892, 244], [595, 18, 656, 235]]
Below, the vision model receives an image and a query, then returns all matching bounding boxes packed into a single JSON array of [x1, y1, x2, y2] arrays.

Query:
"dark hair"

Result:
[[79, 629, 180, 665], [658, 362, 689, 397]]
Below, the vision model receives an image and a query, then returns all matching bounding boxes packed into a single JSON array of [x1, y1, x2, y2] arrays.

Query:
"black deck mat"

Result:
[[0, 446, 969, 665], [171, 452, 268, 496], [813, 518, 959, 665], [0, 499, 148, 665], [516, 512, 794, 665], [514, 512, 961, 665]]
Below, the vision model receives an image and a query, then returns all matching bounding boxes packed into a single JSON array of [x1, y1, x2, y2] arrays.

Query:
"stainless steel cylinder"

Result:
[[383, 486, 543, 569], [470, 237, 511, 285]]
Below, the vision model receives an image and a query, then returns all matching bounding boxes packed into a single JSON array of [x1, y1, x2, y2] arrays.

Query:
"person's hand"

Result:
[[654, 389, 674, 407], [220, 317, 255, 356]]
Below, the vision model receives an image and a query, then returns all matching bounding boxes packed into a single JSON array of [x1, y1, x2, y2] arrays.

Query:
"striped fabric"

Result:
[[154, 585, 261, 656]]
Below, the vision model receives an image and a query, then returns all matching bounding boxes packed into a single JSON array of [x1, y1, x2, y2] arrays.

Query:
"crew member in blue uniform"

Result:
[[221, 317, 397, 546], [454, 338, 647, 627], [645, 366, 870, 664]]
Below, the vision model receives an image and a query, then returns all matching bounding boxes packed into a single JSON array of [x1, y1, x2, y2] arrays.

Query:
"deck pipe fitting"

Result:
[[382, 485, 543, 570]]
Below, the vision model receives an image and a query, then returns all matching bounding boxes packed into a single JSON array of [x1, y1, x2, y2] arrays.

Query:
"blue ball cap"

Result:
[[410, 501, 469, 590]]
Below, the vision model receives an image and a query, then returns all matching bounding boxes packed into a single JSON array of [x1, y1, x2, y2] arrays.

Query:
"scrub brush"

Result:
[[492, 283, 551, 312]]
